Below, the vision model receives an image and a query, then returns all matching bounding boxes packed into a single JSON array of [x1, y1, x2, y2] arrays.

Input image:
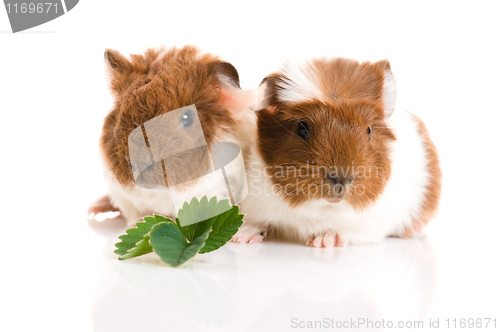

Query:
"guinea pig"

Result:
[[88, 46, 256, 226], [233, 57, 442, 247]]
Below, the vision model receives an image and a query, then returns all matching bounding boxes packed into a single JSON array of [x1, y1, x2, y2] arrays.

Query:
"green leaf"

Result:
[[175, 196, 244, 254], [114, 214, 174, 259], [118, 236, 153, 260], [176, 196, 231, 240], [150, 222, 211, 267], [114, 197, 244, 266], [199, 206, 244, 254], [151, 215, 174, 224]]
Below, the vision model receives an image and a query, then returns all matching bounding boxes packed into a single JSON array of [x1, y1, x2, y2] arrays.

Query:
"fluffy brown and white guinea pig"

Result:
[[234, 58, 442, 247], [88, 46, 255, 226]]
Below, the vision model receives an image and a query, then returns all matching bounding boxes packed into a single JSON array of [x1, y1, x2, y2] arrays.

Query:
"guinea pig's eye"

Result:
[[366, 126, 372, 137], [179, 110, 195, 129], [297, 121, 310, 140]]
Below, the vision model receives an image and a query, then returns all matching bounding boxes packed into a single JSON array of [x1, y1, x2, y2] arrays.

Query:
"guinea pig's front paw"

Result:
[[306, 233, 346, 248], [232, 224, 267, 244]]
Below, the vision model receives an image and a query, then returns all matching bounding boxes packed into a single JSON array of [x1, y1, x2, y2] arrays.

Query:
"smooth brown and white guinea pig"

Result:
[[88, 46, 255, 226], [234, 58, 442, 247]]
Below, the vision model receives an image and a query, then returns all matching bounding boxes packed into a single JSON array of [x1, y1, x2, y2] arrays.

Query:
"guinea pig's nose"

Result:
[[327, 174, 354, 187]]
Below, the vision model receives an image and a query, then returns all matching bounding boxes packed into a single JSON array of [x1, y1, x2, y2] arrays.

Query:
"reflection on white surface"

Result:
[[90, 219, 437, 332]]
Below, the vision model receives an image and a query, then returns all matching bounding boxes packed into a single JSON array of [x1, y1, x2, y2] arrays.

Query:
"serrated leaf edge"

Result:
[[114, 214, 174, 259]]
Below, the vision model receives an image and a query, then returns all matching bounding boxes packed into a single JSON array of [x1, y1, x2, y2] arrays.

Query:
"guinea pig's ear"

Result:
[[212, 61, 256, 114], [374, 59, 397, 117], [104, 49, 132, 96], [212, 61, 241, 88], [255, 76, 280, 114]]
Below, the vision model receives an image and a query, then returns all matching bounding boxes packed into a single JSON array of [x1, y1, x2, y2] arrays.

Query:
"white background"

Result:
[[1, 1, 499, 331]]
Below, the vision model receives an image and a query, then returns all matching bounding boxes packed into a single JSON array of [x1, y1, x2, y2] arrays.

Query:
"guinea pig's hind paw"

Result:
[[306, 233, 345, 248], [231, 225, 267, 244], [87, 195, 120, 218]]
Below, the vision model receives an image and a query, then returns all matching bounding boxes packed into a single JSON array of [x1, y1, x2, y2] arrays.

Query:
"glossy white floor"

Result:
[[1, 1, 499, 331]]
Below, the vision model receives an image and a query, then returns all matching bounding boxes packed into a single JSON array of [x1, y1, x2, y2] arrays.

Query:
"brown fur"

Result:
[[313, 58, 389, 102], [257, 58, 396, 209], [100, 46, 240, 188]]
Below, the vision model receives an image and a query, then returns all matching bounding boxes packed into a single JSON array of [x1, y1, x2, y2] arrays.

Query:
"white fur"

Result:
[[382, 70, 397, 117], [255, 81, 270, 110], [276, 61, 324, 103], [239, 108, 431, 245]]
